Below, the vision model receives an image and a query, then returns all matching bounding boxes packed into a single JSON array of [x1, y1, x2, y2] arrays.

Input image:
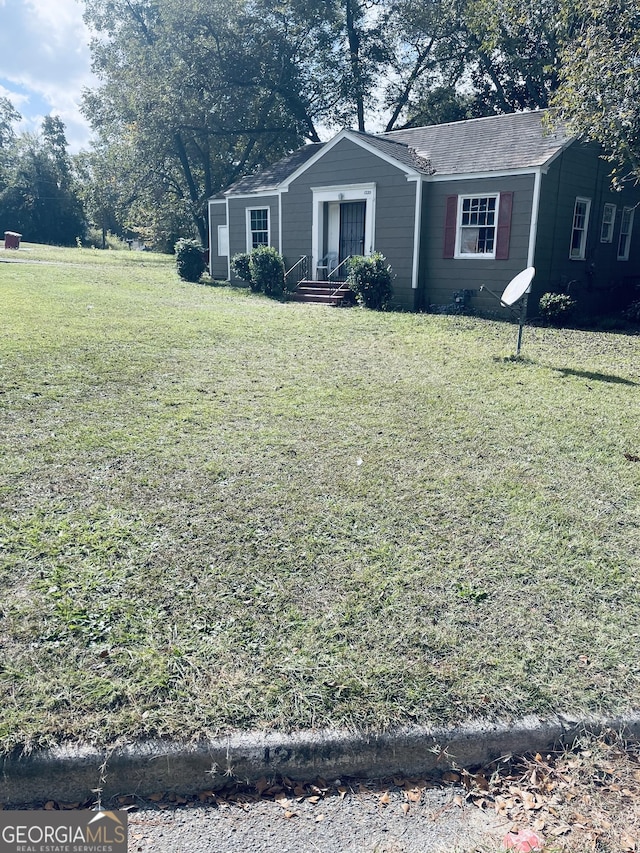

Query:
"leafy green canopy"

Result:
[[77, 0, 577, 247], [552, 0, 640, 185], [0, 112, 85, 245], [81, 0, 346, 245]]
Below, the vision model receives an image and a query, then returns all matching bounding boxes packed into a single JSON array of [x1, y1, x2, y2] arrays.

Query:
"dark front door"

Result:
[[339, 201, 366, 263]]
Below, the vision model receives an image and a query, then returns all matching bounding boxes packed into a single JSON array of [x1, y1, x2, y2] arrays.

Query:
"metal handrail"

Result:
[[284, 255, 308, 286], [328, 255, 352, 279], [328, 255, 352, 295]]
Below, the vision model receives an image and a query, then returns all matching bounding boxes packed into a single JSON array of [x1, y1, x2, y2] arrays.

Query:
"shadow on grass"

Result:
[[552, 367, 638, 386]]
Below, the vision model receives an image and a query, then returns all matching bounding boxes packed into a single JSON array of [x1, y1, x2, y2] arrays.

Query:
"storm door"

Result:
[[339, 201, 366, 262]]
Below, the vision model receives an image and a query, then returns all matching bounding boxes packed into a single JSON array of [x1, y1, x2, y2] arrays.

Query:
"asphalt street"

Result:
[[126, 782, 505, 853]]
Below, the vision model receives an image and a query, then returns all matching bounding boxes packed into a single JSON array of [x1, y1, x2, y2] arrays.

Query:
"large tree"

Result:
[[384, 0, 568, 130], [0, 97, 21, 192], [551, 0, 640, 184], [0, 117, 85, 245], [81, 0, 347, 245]]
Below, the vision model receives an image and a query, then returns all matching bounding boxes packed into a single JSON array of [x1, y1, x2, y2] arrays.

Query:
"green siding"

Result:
[[419, 174, 535, 315], [283, 138, 418, 309], [227, 195, 280, 282]]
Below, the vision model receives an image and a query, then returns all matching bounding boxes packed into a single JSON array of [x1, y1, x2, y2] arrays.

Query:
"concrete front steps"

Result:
[[291, 280, 356, 306]]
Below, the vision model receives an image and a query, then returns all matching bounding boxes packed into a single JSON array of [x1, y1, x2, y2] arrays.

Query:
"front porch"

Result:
[[284, 254, 356, 306]]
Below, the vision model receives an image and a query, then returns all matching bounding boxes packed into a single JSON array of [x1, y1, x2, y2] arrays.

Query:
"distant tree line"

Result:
[[0, 102, 85, 245], [0, 0, 637, 249]]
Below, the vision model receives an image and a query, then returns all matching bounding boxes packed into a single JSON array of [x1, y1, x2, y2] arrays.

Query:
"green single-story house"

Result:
[[208, 110, 640, 316]]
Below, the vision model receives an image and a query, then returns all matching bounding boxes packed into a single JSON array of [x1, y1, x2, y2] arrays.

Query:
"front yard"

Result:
[[1, 244, 638, 755]]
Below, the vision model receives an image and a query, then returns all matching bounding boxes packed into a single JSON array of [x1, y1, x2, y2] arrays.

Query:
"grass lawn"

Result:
[[1, 243, 639, 756]]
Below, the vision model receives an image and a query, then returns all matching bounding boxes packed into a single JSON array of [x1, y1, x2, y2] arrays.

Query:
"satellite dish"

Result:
[[501, 267, 535, 307]]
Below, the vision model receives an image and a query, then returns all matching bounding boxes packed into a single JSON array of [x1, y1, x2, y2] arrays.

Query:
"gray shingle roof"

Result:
[[381, 111, 571, 175], [223, 144, 324, 195], [218, 111, 573, 198], [349, 131, 435, 174]]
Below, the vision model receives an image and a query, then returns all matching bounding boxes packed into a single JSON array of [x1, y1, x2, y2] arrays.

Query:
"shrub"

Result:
[[346, 253, 393, 310], [623, 299, 640, 324], [249, 245, 285, 298], [175, 238, 206, 282], [83, 228, 128, 250], [230, 252, 254, 288], [538, 292, 576, 325]]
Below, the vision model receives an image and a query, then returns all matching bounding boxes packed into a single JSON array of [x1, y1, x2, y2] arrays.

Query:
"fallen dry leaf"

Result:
[[549, 824, 572, 837], [255, 777, 270, 795], [379, 792, 391, 805], [402, 803, 410, 815], [620, 831, 638, 851]]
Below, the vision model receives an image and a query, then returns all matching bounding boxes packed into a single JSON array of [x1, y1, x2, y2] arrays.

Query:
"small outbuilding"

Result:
[[4, 231, 22, 250]]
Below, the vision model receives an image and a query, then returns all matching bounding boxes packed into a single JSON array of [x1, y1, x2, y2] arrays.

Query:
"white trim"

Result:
[[411, 178, 422, 289], [224, 190, 280, 200], [430, 166, 543, 183], [454, 193, 500, 259], [207, 199, 214, 276], [245, 206, 271, 253], [278, 193, 282, 253], [226, 197, 231, 280], [527, 168, 542, 268], [310, 182, 377, 195], [311, 183, 376, 275]]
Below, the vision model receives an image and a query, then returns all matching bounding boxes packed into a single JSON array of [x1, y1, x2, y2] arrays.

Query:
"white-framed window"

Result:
[[246, 207, 270, 251], [617, 206, 635, 261], [569, 197, 591, 259], [600, 203, 616, 243], [455, 194, 498, 258]]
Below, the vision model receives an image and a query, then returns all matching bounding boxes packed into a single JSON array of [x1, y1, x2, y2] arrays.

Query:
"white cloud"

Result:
[[0, 0, 97, 150]]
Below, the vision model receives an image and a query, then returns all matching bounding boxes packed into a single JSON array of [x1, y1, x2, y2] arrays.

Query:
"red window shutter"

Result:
[[495, 192, 513, 260], [443, 195, 458, 258]]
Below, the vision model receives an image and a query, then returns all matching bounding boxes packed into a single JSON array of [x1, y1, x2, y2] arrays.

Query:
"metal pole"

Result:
[[515, 294, 529, 356]]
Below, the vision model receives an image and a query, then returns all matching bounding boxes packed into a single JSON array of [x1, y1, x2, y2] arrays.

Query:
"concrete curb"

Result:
[[1, 712, 639, 806]]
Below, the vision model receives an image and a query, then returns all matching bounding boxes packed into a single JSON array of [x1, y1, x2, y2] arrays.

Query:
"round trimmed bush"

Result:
[[230, 252, 254, 288], [249, 245, 285, 298], [175, 238, 206, 282], [346, 253, 393, 310]]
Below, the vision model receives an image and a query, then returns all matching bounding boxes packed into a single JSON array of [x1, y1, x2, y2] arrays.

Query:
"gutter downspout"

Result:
[[523, 168, 543, 319], [411, 177, 422, 291], [226, 196, 231, 282], [527, 168, 543, 269]]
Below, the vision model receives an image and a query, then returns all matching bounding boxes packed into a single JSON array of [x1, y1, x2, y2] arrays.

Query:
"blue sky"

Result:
[[0, 0, 96, 152]]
